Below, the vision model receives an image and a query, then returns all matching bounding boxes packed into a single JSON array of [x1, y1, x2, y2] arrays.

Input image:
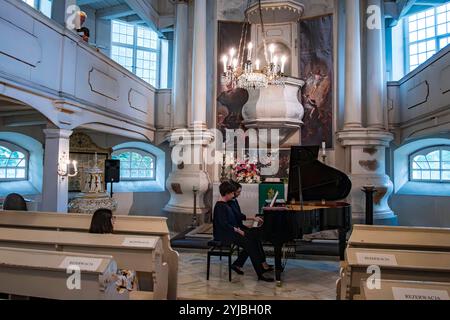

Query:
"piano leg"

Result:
[[274, 244, 283, 285], [338, 229, 346, 261]]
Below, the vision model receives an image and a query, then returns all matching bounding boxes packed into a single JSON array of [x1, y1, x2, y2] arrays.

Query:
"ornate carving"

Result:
[[70, 132, 111, 154], [68, 196, 118, 214]]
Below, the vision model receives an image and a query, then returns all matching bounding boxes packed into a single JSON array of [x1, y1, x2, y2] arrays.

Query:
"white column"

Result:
[[366, 0, 385, 129], [172, 0, 189, 129], [41, 129, 72, 213], [190, 0, 207, 129], [344, 0, 362, 129]]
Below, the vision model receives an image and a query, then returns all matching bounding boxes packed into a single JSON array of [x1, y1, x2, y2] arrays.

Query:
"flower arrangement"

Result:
[[232, 158, 261, 184]]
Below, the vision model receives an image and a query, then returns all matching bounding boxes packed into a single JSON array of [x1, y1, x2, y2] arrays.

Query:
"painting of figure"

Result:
[[299, 15, 334, 148]]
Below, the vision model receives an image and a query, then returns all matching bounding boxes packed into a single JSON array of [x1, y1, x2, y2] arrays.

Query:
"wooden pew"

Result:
[[360, 279, 450, 300], [348, 224, 450, 252], [341, 247, 450, 299], [0, 210, 178, 300], [0, 227, 168, 300], [0, 247, 128, 300]]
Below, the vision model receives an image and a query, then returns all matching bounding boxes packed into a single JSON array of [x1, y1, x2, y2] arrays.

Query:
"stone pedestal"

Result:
[[68, 193, 117, 214], [337, 130, 396, 224], [164, 129, 213, 232]]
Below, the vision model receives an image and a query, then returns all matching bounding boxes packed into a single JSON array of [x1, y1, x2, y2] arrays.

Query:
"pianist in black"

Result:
[[213, 181, 274, 282], [228, 181, 273, 274]]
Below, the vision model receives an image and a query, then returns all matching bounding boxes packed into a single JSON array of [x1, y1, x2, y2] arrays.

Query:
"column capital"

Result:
[[337, 129, 393, 147], [43, 129, 73, 139]]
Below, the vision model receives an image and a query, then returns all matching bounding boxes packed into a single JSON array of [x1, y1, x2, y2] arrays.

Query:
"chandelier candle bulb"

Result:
[[269, 44, 275, 63], [229, 48, 236, 62], [247, 42, 253, 61], [222, 55, 228, 73], [255, 59, 260, 70], [273, 56, 279, 68], [281, 55, 287, 74], [322, 141, 326, 156], [232, 58, 238, 70]]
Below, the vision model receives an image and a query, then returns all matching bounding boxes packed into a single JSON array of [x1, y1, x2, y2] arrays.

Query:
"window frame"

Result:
[[0, 141, 29, 182], [111, 20, 160, 88], [112, 148, 157, 182], [22, 0, 52, 18], [404, 3, 450, 73], [409, 145, 450, 183]]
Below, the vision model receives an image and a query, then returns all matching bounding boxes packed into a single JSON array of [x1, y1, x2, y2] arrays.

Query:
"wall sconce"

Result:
[[58, 152, 78, 178]]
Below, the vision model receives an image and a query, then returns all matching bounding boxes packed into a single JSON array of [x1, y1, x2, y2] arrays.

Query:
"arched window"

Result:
[[0, 142, 28, 181], [112, 149, 156, 181], [410, 146, 450, 182]]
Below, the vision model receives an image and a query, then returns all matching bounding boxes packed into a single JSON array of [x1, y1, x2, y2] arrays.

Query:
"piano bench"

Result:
[[206, 241, 240, 282]]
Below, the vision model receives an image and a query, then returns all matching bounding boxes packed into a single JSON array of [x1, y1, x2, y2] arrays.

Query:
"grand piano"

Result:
[[262, 146, 352, 283]]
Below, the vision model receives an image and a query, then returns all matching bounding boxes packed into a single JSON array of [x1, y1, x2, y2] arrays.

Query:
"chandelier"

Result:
[[220, 0, 287, 90]]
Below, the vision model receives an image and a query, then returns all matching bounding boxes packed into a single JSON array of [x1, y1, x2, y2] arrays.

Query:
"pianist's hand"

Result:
[[234, 227, 245, 237], [253, 216, 263, 226]]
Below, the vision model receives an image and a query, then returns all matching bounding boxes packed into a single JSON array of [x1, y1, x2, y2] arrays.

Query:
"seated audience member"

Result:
[[213, 181, 274, 282], [228, 181, 273, 274], [89, 209, 137, 292], [3, 193, 27, 211]]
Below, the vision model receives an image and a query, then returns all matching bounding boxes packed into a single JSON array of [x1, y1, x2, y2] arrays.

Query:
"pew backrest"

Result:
[[0, 210, 178, 299], [361, 279, 450, 300], [349, 224, 450, 252], [0, 246, 128, 300], [0, 227, 168, 299]]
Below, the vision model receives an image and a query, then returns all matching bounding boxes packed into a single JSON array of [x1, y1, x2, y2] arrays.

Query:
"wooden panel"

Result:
[[0, 247, 128, 300], [0, 18, 41, 67], [0, 210, 177, 299], [349, 224, 450, 252], [361, 280, 450, 300], [88, 67, 120, 101], [128, 88, 149, 113]]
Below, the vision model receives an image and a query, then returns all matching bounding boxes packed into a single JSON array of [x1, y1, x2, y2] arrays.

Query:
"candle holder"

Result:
[[321, 154, 327, 164]]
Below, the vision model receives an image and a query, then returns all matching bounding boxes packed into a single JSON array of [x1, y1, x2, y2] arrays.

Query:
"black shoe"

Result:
[[258, 275, 274, 282], [231, 264, 244, 275]]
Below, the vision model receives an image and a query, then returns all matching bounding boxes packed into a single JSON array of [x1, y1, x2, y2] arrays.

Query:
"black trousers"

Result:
[[233, 228, 266, 275]]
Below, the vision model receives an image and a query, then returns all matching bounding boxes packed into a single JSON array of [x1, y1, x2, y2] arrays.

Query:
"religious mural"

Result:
[[216, 16, 334, 178], [299, 15, 334, 148]]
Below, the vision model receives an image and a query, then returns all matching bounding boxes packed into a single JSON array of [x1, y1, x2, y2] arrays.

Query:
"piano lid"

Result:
[[287, 146, 352, 202]]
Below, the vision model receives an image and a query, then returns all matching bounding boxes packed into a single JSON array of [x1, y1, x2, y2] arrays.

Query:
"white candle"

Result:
[[232, 58, 238, 70], [269, 44, 275, 63], [229, 48, 236, 63], [222, 55, 228, 73], [247, 42, 253, 61], [322, 142, 326, 155], [255, 59, 260, 70], [273, 55, 279, 66], [281, 55, 287, 74], [73, 160, 78, 173]]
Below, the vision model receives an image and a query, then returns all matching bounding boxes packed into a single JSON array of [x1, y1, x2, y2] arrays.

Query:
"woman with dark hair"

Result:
[[89, 209, 136, 292], [228, 181, 273, 274], [89, 209, 115, 234]]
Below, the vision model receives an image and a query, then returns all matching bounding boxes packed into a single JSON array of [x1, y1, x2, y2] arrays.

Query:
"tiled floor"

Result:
[[177, 250, 341, 300]]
